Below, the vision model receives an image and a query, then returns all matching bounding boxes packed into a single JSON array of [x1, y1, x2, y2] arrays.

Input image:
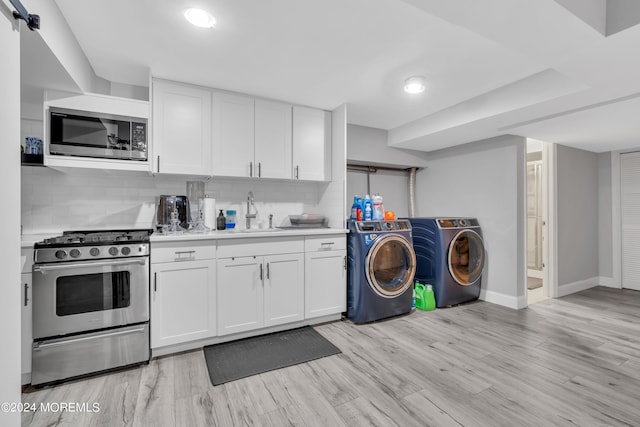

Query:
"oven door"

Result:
[[32, 257, 149, 339]]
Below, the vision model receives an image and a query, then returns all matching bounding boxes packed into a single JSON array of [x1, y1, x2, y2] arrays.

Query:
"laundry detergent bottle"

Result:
[[363, 194, 373, 221], [351, 195, 362, 221]]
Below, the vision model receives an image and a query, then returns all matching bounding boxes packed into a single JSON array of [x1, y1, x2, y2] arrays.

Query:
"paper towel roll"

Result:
[[203, 198, 216, 230]]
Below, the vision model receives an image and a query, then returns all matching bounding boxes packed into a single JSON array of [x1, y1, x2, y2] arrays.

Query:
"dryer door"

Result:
[[448, 229, 485, 286], [365, 234, 416, 298]]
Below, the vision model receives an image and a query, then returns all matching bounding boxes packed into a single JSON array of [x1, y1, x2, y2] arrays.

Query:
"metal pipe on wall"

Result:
[[408, 167, 417, 217]]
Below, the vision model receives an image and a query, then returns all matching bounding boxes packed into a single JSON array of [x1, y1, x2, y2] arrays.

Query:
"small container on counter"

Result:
[[226, 210, 236, 229], [217, 210, 226, 230]]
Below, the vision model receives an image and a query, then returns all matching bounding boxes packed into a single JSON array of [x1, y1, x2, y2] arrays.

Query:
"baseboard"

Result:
[[557, 277, 599, 297], [598, 276, 620, 288], [480, 289, 526, 310]]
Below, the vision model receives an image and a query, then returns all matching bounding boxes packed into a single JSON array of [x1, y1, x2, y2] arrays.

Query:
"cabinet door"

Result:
[[212, 92, 255, 177], [217, 256, 263, 335], [255, 100, 292, 179], [305, 250, 346, 318], [21, 273, 32, 385], [292, 106, 331, 181], [264, 253, 304, 327], [151, 260, 216, 348], [153, 80, 212, 175]]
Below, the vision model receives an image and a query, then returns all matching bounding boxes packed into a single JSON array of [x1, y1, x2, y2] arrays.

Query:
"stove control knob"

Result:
[[89, 247, 100, 257], [108, 247, 119, 256], [69, 249, 81, 258], [121, 246, 131, 256], [55, 250, 67, 260]]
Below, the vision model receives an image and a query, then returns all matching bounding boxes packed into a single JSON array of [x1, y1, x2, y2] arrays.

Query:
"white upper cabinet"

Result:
[[212, 96, 292, 179], [152, 79, 212, 175], [254, 100, 292, 179], [211, 91, 255, 177], [292, 106, 331, 181]]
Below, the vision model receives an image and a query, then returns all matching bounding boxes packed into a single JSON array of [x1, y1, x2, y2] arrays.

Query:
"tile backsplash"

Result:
[[21, 167, 335, 234]]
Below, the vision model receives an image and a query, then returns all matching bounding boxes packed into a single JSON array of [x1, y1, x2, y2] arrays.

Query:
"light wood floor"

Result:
[[22, 286, 640, 426]]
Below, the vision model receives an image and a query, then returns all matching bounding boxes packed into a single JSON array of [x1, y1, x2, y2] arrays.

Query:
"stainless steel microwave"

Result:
[[49, 107, 147, 161]]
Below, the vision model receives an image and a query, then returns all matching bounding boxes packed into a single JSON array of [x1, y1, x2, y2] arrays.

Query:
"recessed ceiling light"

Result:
[[184, 8, 216, 28], [404, 76, 426, 94]]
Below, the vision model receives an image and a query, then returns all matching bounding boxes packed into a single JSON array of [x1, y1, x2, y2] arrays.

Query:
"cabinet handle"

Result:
[[266, 262, 270, 279], [154, 272, 157, 292], [295, 165, 299, 179], [258, 162, 261, 177], [344, 255, 347, 270], [157, 155, 160, 173], [321, 242, 335, 248], [259, 263, 263, 281], [24, 283, 29, 307], [250, 161, 253, 177]]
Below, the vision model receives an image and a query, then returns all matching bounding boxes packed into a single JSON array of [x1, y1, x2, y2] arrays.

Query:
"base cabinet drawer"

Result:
[[151, 241, 216, 264]]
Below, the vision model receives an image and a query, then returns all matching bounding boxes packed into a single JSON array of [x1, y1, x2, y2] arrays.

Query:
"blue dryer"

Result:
[[408, 218, 485, 307], [347, 220, 417, 324]]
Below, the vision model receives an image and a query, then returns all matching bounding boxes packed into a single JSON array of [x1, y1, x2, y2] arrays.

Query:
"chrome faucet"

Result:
[[245, 191, 257, 229]]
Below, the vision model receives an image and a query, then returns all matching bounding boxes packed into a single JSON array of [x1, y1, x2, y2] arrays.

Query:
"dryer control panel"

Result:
[[437, 218, 480, 229], [354, 220, 411, 232]]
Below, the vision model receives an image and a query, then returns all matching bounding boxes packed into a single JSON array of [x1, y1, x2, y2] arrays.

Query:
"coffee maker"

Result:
[[156, 195, 190, 230]]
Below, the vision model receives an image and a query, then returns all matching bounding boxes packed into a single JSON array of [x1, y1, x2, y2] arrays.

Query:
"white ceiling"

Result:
[[50, 0, 640, 153]]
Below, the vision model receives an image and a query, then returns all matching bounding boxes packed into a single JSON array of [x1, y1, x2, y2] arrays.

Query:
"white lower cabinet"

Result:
[[150, 243, 216, 349], [21, 273, 32, 385], [304, 236, 347, 318], [217, 238, 305, 336]]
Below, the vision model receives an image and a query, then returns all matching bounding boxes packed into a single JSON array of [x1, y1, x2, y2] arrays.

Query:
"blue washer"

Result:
[[346, 220, 417, 324], [407, 218, 485, 307]]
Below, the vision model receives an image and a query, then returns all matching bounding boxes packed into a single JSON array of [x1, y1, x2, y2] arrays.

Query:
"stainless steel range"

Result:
[[31, 229, 152, 385]]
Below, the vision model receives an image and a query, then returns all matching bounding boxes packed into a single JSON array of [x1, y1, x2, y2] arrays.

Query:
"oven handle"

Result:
[[33, 325, 147, 350], [33, 257, 147, 272]]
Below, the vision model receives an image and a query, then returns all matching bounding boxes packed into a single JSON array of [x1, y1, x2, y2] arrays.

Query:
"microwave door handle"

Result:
[[33, 258, 147, 272]]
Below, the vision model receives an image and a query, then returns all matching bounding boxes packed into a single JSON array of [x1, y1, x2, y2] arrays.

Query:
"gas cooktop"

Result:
[[34, 230, 153, 263], [35, 229, 153, 248]]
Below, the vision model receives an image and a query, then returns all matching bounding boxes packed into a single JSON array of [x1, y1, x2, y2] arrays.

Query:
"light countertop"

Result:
[[150, 227, 348, 243]]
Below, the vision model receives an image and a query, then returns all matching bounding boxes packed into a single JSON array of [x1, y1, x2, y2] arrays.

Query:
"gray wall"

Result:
[[556, 145, 600, 286], [598, 152, 613, 279], [347, 124, 428, 168], [347, 169, 410, 219], [414, 135, 527, 308]]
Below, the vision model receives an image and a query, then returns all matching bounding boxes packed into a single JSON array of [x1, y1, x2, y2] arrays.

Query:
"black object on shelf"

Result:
[[21, 153, 43, 166]]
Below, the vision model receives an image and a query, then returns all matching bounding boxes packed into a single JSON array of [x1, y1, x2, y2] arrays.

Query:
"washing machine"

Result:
[[347, 220, 417, 324], [408, 218, 485, 307]]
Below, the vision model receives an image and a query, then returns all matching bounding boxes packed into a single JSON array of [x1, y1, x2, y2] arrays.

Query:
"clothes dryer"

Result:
[[408, 218, 485, 307], [347, 220, 417, 323]]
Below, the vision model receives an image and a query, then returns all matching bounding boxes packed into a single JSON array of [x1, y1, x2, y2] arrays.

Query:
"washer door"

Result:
[[365, 234, 416, 298], [448, 229, 485, 286]]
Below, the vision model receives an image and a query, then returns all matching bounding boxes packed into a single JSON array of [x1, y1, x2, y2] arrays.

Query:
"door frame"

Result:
[[610, 149, 640, 290], [542, 142, 558, 299]]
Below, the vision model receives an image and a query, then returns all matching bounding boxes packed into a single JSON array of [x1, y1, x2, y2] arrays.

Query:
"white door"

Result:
[[305, 251, 346, 319], [263, 253, 304, 327], [255, 100, 292, 179], [151, 260, 216, 348], [217, 256, 263, 335], [621, 152, 640, 290], [211, 92, 255, 177], [152, 80, 212, 175]]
